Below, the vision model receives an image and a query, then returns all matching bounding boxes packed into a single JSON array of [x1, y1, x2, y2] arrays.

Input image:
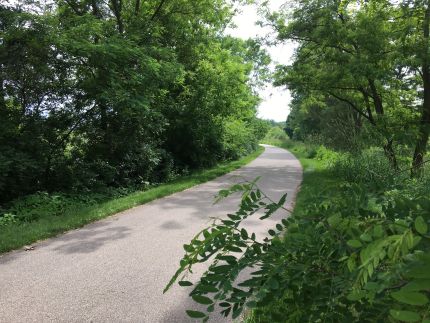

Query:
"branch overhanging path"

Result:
[[0, 145, 302, 323]]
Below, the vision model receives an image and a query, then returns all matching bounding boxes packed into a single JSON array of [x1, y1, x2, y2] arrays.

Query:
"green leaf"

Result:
[[268, 278, 279, 290], [178, 281, 193, 287], [240, 228, 248, 240], [192, 295, 213, 305], [227, 214, 240, 221], [347, 240, 363, 248], [327, 214, 342, 227], [186, 310, 207, 319], [367, 263, 374, 278], [346, 289, 366, 301], [364, 282, 380, 292], [218, 255, 237, 264], [218, 189, 230, 197], [391, 290, 429, 306], [205, 274, 224, 282], [278, 193, 288, 205], [407, 265, 430, 279], [347, 257, 356, 272], [197, 285, 218, 293], [183, 244, 194, 252], [389, 309, 420, 322], [203, 230, 210, 238], [373, 225, 384, 238], [211, 265, 231, 273], [276, 223, 283, 231], [232, 306, 243, 319], [415, 216, 428, 235], [360, 233, 372, 242], [239, 277, 261, 287], [256, 190, 262, 199], [402, 279, 430, 292], [268, 229, 276, 236], [225, 245, 242, 253], [246, 301, 258, 308]]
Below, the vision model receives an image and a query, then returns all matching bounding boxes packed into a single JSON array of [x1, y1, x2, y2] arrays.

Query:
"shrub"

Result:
[[165, 178, 430, 323], [0, 213, 17, 227], [315, 145, 339, 164], [223, 119, 257, 159], [329, 147, 396, 188]]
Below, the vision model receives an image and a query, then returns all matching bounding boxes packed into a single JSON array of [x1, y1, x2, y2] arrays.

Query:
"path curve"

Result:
[[0, 145, 302, 323]]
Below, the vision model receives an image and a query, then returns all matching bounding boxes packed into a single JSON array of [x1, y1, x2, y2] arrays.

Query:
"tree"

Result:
[[0, 0, 267, 203], [271, 0, 424, 170]]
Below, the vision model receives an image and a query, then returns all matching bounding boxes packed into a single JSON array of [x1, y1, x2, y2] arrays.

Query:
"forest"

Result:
[[166, 1, 430, 322], [0, 0, 270, 231], [2, 0, 430, 322]]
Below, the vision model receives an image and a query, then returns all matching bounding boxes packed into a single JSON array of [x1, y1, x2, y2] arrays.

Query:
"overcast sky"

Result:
[[226, 1, 296, 122]]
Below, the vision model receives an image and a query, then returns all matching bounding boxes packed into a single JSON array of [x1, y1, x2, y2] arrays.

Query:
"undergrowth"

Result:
[[0, 147, 264, 253], [165, 138, 430, 323]]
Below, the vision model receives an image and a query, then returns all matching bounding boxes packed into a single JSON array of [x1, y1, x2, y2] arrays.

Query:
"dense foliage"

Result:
[[274, 0, 430, 174], [0, 0, 269, 205], [166, 140, 430, 323], [165, 1, 430, 322]]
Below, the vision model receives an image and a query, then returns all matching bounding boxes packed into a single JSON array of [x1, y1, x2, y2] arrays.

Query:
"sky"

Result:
[[226, 1, 296, 122]]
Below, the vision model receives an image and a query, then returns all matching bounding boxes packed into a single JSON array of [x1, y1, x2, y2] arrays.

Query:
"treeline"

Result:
[[0, 0, 269, 203], [166, 1, 430, 322], [275, 0, 430, 174]]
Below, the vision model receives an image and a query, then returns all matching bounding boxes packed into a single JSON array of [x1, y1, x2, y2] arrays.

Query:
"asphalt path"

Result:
[[0, 145, 302, 323]]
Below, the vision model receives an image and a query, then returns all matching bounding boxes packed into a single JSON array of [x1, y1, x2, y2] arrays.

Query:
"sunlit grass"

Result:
[[0, 147, 264, 254]]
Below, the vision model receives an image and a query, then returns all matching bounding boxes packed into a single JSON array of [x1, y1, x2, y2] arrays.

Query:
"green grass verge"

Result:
[[262, 139, 331, 227], [0, 147, 264, 254], [246, 140, 337, 323]]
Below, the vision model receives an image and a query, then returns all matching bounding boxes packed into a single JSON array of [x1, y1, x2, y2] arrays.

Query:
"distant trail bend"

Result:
[[0, 145, 302, 323]]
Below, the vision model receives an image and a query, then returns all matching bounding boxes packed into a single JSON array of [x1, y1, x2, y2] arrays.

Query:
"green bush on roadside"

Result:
[[166, 139, 430, 323]]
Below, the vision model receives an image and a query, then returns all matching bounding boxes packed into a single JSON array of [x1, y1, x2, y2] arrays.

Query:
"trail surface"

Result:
[[0, 145, 302, 323]]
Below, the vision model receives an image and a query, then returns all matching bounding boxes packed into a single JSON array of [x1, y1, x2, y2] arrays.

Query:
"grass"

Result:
[[0, 147, 264, 254], [245, 139, 339, 323], [245, 137, 430, 322], [262, 138, 338, 228]]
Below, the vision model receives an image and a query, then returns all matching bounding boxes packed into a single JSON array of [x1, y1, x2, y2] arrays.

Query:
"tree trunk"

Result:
[[368, 79, 384, 115], [365, 80, 399, 169], [412, 1, 430, 177], [110, 0, 124, 33], [384, 138, 398, 170], [0, 76, 6, 111], [135, 0, 140, 15]]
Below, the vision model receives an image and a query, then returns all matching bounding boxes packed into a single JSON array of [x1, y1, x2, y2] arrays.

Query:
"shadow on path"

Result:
[[52, 222, 131, 254]]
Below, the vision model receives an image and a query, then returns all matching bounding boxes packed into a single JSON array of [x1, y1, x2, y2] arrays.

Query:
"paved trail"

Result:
[[0, 145, 302, 323]]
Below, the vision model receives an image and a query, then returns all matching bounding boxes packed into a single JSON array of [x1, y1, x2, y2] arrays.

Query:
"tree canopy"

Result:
[[273, 0, 430, 174], [0, 0, 269, 202]]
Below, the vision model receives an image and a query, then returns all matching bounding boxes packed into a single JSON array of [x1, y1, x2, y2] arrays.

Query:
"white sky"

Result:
[[226, 1, 296, 122]]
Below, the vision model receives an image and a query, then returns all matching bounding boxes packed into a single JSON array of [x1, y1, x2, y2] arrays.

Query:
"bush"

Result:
[[264, 126, 288, 141], [329, 147, 396, 188], [0, 186, 143, 226], [222, 119, 255, 160], [0, 213, 17, 227], [165, 143, 430, 323], [315, 145, 339, 163]]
